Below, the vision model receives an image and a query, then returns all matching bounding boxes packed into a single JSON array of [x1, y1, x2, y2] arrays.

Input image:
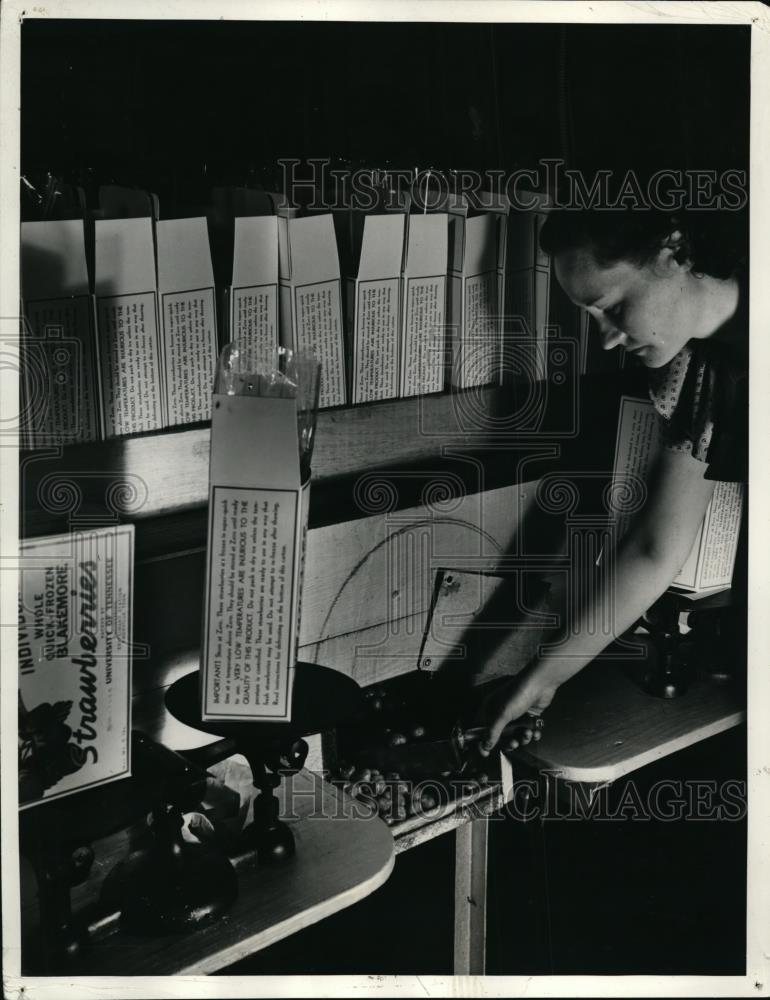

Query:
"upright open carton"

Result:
[[505, 191, 551, 382], [446, 196, 507, 389], [345, 211, 406, 403], [201, 383, 310, 722], [20, 219, 101, 447], [94, 217, 165, 437], [156, 216, 219, 426], [400, 212, 449, 397], [225, 215, 280, 355], [277, 214, 346, 408]]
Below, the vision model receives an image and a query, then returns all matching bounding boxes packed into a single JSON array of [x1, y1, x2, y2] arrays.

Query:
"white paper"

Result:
[[352, 277, 400, 402], [230, 215, 279, 355], [202, 393, 307, 721], [20, 221, 101, 446], [278, 215, 346, 407], [18, 526, 134, 808], [400, 214, 448, 397], [350, 213, 405, 403], [94, 218, 165, 436], [446, 213, 502, 389], [156, 217, 218, 425], [293, 278, 346, 407], [611, 395, 744, 592], [203, 485, 300, 719]]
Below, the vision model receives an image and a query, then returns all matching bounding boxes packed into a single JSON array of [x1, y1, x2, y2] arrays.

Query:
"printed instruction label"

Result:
[[294, 279, 345, 408], [231, 284, 278, 355], [23, 295, 100, 445], [96, 292, 164, 437], [401, 276, 446, 397], [699, 482, 744, 587], [461, 271, 499, 387], [353, 277, 399, 402], [162, 287, 217, 425], [203, 486, 299, 719], [675, 480, 744, 590], [612, 395, 743, 592]]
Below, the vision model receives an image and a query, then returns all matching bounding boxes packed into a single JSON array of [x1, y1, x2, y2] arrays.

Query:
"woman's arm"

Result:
[[478, 447, 717, 753]]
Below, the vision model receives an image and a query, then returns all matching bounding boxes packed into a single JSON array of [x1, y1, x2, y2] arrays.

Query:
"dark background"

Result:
[[20, 20, 750, 206]]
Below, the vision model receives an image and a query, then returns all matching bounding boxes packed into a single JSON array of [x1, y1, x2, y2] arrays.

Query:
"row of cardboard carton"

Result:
[[19, 188, 615, 447]]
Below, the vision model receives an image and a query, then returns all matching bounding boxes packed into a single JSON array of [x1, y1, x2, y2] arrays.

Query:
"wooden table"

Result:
[[19, 670, 396, 978], [409, 569, 747, 972], [23, 763, 394, 976], [42, 650, 739, 978], [384, 656, 745, 976], [516, 657, 745, 785]]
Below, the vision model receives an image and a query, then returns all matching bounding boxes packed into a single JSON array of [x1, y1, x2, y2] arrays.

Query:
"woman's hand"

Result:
[[475, 451, 716, 757], [476, 669, 559, 757]]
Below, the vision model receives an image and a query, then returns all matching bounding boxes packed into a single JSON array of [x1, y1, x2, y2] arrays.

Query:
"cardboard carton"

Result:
[[400, 213, 448, 397], [20, 220, 101, 446], [345, 212, 406, 403], [201, 388, 310, 722], [224, 215, 280, 356], [277, 214, 346, 408], [505, 193, 550, 383], [447, 208, 505, 389], [94, 217, 166, 437], [156, 217, 219, 426]]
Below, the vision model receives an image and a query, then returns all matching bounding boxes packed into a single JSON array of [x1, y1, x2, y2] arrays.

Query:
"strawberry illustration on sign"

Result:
[[18, 696, 92, 805]]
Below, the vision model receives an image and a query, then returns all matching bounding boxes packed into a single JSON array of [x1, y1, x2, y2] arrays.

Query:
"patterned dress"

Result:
[[647, 277, 748, 484]]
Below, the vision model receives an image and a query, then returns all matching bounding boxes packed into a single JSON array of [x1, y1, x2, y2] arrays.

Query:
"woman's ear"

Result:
[[658, 229, 692, 272]]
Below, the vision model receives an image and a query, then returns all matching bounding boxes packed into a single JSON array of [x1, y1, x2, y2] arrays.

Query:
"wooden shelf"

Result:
[[515, 658, 745, 784], [20, 382, 587, 553], [20, 373, 640, 554]]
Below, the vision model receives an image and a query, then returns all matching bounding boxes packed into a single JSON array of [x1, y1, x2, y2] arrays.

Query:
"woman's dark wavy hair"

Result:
[[539, 207, 747, 280]]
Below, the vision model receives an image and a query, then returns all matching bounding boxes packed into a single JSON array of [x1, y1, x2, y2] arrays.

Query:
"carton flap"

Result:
[[266, 192, 301, 219], [404, 214, 448, 277], [210, 394, 300, 490], [156, 217, 214, 293], [94, 217, 157, 297], [358, 214, 406, 279], [463, 214, 500, 275], [21, 220, 89, 299], [232, 216, 279, 287], [282, 215, 341, 283]]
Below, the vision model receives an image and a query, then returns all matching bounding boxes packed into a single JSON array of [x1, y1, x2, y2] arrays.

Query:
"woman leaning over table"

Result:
[[478, 206, 748, 757]]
